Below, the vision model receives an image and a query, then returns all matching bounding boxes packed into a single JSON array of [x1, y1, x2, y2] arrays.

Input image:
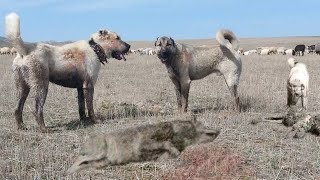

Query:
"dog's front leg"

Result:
[[180, 79, 191, 113], [77, 87, 86, 121], [287, 90, 298, 107], [301, 96, 308, 110], [170, 77, 182, 112], [83, 83, 96, 124]]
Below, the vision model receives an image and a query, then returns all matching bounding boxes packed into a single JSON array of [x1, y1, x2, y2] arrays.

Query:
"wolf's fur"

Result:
[[155, 29, 242, 112], [67, 116, 220, 173], [5, 12, 130, 132], [287, 58, 309, 109]]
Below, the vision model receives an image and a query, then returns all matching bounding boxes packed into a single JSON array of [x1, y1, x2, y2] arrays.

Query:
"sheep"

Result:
[[243, 49, 257, 56], [285, 49, 295, 56], [277, 47, 287, 55], [260, 49, 270, 55], [0, 47, 10, 55], [315, 44, 320, 55], [268, 47, 278, 54], [10, 47, 17, 55], [294, 44, 306, 56]]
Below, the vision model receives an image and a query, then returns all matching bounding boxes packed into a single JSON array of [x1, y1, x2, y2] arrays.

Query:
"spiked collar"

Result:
[[89, 38, 108, 65]]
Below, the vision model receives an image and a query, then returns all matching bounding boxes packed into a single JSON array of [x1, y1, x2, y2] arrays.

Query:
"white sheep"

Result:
[[0, 47, 10, 55], [260, 49, 270, 55]]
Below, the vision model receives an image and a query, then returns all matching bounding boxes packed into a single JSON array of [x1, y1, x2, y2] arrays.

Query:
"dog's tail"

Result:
[[288, 58, 296, 68], [216, 29, 239, 52], [5, 12, 28, 56]]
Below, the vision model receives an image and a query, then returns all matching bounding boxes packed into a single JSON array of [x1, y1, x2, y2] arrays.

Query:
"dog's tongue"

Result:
[[121, 54, 126, 61]]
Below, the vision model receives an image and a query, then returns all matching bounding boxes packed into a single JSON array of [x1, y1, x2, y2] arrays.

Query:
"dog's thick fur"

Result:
[[287, 58, 309, 109], [155, 29, 242, 112], [5, 12, 130, 132], [67, 116, 220, 173]]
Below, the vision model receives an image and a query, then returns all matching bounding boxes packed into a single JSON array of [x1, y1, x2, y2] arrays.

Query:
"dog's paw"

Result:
[[17, 124, 28, 131]]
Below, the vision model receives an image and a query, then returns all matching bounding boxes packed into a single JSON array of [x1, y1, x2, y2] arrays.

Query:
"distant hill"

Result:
[[0, 36, 73, 48], [0, 36, 11, 47]]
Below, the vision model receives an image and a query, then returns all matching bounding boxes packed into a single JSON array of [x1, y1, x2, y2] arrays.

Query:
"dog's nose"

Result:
[[125, 43, 130, 51]]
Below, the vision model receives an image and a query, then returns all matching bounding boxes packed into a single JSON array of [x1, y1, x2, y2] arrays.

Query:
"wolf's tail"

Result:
[[5, 12, 28, 56], [287, 58, 296, 68]]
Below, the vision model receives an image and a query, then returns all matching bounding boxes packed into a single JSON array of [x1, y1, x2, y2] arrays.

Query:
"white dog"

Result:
[[5, 12, 130, 132], [287, 58, 309, 109]]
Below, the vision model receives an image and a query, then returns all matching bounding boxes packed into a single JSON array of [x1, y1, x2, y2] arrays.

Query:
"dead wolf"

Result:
[[155, 29, 242, 112], [5, 12, 130, 132], [67, 117, 220, 173]]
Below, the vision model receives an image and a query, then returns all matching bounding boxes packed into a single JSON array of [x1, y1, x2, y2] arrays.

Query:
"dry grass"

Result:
[[1, 36, 320, 179]]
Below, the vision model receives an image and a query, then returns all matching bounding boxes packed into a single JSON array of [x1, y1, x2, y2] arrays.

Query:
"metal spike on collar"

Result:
[[89, 38, 108, 65]]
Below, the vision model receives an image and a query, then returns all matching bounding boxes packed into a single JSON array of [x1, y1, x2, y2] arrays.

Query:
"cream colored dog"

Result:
[[5, 12, 130, 132], [155, 29, 242, 112], [287, 58, 309, 109]]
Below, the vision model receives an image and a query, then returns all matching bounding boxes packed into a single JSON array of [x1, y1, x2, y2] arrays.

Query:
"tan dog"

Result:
[[5, 12, 130, 132], [67, 116, 220, 173], [155, 29, 242, 112], [287, 58, 309, 109]]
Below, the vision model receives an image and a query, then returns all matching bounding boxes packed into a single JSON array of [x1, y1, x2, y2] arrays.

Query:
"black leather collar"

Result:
[[89, 38, 108, 65]]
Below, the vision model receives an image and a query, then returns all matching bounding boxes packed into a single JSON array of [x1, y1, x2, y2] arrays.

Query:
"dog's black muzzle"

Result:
[[158, 49, 171, 63]]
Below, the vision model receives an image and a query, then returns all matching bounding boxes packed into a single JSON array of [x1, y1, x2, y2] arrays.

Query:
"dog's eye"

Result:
[[167, 43, 172, 46]]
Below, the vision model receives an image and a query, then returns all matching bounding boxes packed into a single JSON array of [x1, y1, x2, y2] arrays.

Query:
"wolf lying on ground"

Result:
[[67, 116, 220, 173]]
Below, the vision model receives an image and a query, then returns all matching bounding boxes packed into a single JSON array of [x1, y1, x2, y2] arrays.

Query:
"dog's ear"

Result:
[[99, 29, 108, 36], [155, 37, 159, 46], [169, 37, 175, 46]]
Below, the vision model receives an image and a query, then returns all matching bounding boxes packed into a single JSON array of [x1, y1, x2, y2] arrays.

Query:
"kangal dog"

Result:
[[67, 116, 220, 173], [5, 12, 130, 132], [155, 29, 242, 112], [287, 58, 309, 109]]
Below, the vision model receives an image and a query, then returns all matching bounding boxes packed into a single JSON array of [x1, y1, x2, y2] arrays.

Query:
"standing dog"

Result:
[[287, 58, 309, 109], [5, 13, 130, 132], [155, 29, 242, 112]]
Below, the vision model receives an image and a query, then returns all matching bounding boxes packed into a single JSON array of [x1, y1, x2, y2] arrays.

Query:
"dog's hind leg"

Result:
[[14, 69, 30, 130], [77, 87, 86, 121], [34, 81, 49, 133], [219, 62, 241, 111]]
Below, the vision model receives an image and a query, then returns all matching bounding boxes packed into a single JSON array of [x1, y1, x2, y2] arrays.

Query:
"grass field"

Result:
[[1, 36, 320, 179]]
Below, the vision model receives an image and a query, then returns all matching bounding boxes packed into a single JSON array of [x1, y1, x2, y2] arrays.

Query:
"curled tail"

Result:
[[288, 58, 296, 68], [216, 29, 239, 52], [5, 12, 28, 56]]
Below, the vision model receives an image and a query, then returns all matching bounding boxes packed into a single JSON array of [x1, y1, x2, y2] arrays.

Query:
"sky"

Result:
[[0, 0, 319, 42]]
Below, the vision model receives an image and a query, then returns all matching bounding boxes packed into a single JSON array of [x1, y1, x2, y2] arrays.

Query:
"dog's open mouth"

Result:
[[157, 55, 169, 63], [112, 51, 126, 61]]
